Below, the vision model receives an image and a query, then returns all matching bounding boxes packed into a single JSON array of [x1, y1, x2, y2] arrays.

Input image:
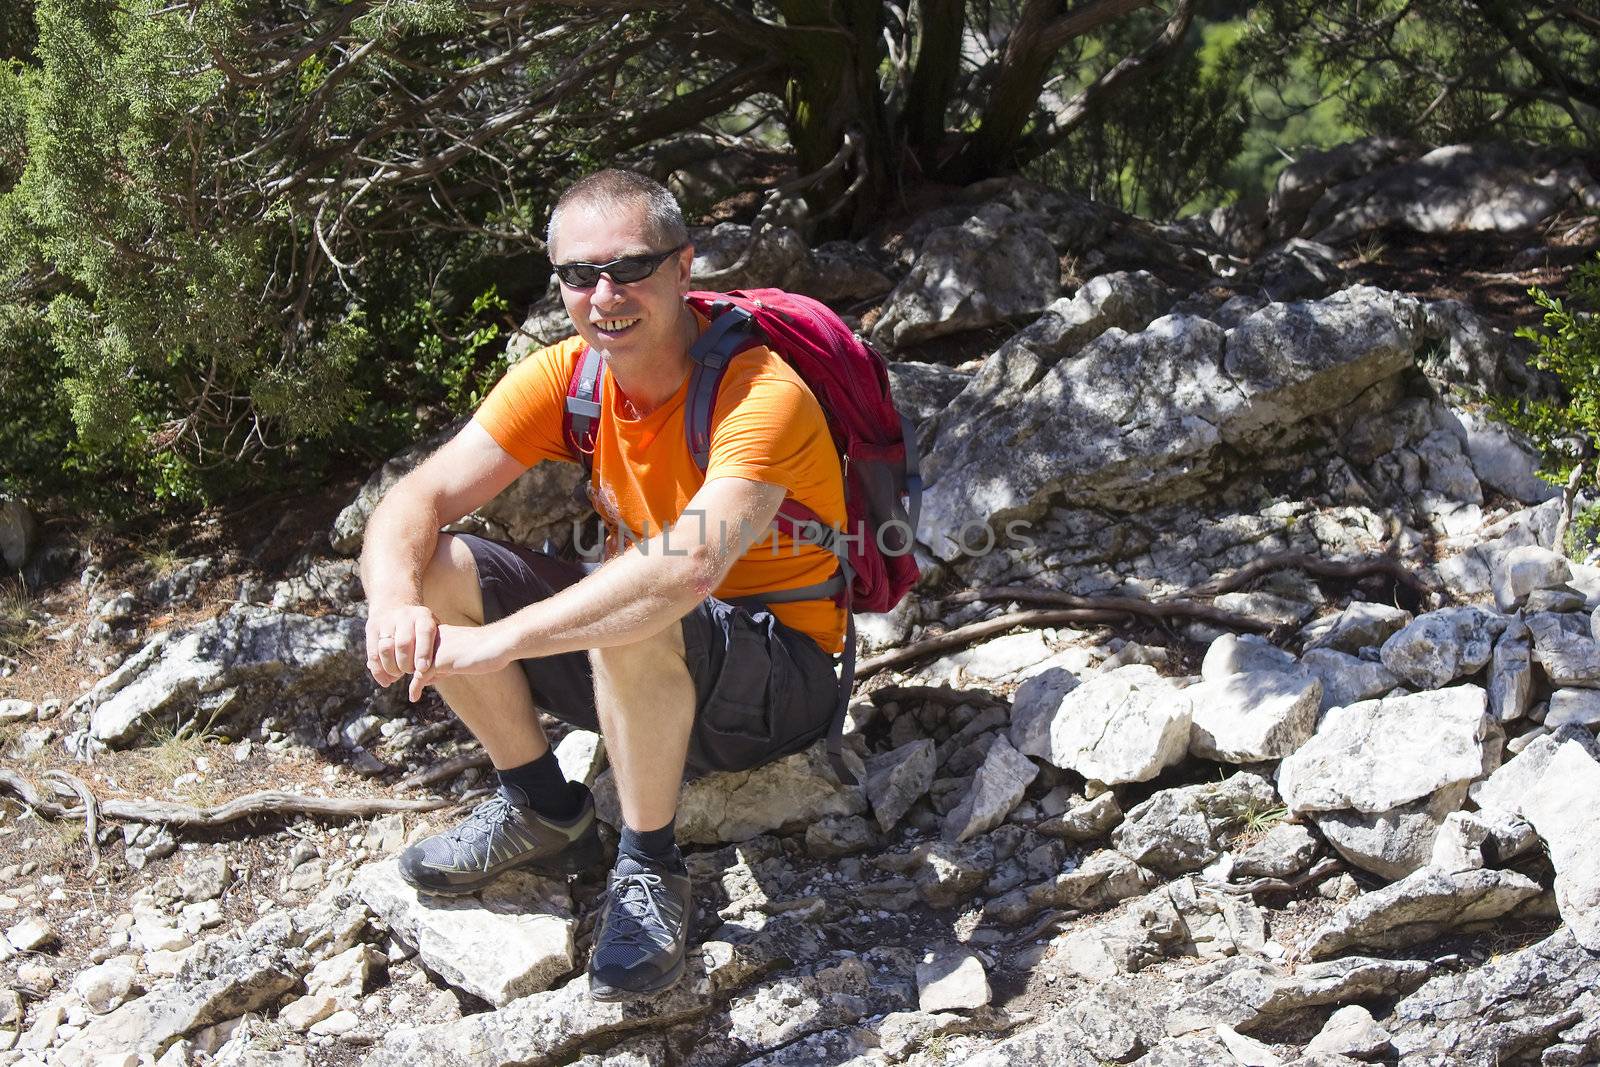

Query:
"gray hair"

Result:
[[546, 169, 689, 258]]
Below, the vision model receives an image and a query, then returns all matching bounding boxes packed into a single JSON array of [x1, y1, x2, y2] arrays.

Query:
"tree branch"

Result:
[[1018, 0, 1202, 164]]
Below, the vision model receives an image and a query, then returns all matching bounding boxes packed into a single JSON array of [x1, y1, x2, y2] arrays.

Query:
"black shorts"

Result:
[[457, 534, 840, 776]]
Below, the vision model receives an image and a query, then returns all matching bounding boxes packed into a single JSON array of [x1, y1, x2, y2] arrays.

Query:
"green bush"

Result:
[[0, 2, 547, 519], [1490, 252, 1600, 555]]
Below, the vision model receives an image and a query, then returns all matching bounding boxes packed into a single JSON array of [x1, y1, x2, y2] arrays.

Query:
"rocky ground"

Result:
[[2, 138, 1600, 1066]]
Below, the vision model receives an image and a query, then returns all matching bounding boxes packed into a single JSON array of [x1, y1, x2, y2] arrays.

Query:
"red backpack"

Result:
[[560, 288, 923, 783]]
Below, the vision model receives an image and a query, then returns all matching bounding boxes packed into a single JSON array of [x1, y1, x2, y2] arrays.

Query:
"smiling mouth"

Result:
[[593, 317, 640, 335]]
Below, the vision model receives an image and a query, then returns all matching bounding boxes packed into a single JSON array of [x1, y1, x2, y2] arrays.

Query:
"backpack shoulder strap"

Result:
[[563, 344, 604, 472], [685, 304, 758, 471]]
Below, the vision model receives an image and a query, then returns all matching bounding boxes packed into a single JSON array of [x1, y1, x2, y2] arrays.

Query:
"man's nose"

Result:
[[592, 273, 626, 304]]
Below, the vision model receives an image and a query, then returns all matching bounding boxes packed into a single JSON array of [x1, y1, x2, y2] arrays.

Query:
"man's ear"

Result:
[[676, 243, 694, 292]]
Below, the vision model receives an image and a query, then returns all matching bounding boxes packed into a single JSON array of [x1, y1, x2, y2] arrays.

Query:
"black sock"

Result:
[[619, 819, 681, 869], [497, 750, 580, 821]]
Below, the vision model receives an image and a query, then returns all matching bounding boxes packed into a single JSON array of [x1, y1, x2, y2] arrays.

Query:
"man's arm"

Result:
[[360, 420, 529, 689], [410, 475, 786, 698]]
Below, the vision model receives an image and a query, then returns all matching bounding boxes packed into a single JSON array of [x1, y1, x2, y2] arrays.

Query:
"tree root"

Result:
[[1186, 551, 1435, 598], [857, 551, 1429, 681], [0, 768, 453, 844]]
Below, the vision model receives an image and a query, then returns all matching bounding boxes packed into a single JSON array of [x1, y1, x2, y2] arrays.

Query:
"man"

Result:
[[359, 169, 847, 1000]]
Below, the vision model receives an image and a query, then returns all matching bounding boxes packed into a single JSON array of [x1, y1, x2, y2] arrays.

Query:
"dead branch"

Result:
[[859, 550, 1432, 681], [856, 607, 1132, 679], [1221, 856, 1341, 897], [1020, 0, 1203, 162], [44, 771, 102, 873], [943, 586, 1273, 632], [0, 770, 452, 834], [394, 751, 493, 791]]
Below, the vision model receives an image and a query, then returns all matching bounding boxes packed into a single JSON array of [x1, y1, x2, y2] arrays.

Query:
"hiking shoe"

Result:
[[398, 784, 605, 895], [588, 853, 692, 1000]]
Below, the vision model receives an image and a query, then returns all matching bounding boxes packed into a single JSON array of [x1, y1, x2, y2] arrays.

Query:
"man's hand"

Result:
[[407, 622, 517, 702], [365, 605, 440, 690]]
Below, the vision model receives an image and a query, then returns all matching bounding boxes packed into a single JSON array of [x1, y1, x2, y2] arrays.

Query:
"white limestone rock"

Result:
[[1300, 602, 1412, 654], [1310, 785, 1470, 881], [1522, 739, 1600, 950], [1546, 688, 1600, 729], [916, 950, 992, 1012], [1469, 725, 1600, 817], [1527, 611, 1600, 687], [944, 735, 1039, 843], [1487, 619, 1533, 722], [864, 739, 936, 833], [1305, 1005, 1392, 1060], [352, 859, 574, 1007], [1301, 865, 1542, 958], [1491, 544, 1572, 612], [1187, 670, 1320, 763], [1278, 686, 1498, 815], [1008, 667, 1080, 759], [554, 730, 606, 787], [1378, 607, 1505, 690], [1296, 648, 1399, 714], [1200, 633, 1297, 681], [1034, 664, 1192, 785]]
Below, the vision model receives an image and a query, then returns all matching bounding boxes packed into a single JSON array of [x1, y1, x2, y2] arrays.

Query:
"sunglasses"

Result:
[[552, 244, 686, 288]]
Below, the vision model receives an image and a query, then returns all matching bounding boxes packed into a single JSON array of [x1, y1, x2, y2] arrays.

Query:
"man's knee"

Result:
[[419, 534, 484, 624], [589, 621, 688, 680]]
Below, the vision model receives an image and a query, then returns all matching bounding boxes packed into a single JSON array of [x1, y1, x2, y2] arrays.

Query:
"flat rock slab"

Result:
[[353, 859, 574, 1007], [1278, 685, 1496, 815], [1036, 664, 1192, 785], [1301, 865, 1542, 958], [55, 944, 298, 1061], [1166, 954, 1432, 1036], [87, 605, 366, 745], [1389, 927, 1600, 1066], [1308, 785, 1467, 881], [1523, 739, 1600, 950], [365, 971, 717, 1067]]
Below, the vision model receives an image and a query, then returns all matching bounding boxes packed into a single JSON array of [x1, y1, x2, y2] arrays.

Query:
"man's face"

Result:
[[551, 200, 693, 365]]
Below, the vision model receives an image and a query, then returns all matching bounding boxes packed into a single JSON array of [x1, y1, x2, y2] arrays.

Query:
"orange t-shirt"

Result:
[[473, 332, 847, 653]]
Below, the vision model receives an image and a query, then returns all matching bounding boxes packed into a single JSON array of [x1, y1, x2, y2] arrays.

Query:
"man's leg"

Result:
[[418, 533, 551, 768], [396, 535, 602, 895], [587, 621, 696, 835], [585, 622, 697, 1000]]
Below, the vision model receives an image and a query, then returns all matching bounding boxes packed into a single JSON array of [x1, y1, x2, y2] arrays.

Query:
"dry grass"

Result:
[[118, 714, 230, 806], [0, 579, 43, 658]]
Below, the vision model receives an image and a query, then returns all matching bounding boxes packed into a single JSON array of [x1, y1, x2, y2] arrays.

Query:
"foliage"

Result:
[[0, 1, 554, 515], [1026, 15, 1248, 218], [1239, 1, 1599, 153], [1489, 253, 1600, 505], [0, 0, 1594, 524]]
